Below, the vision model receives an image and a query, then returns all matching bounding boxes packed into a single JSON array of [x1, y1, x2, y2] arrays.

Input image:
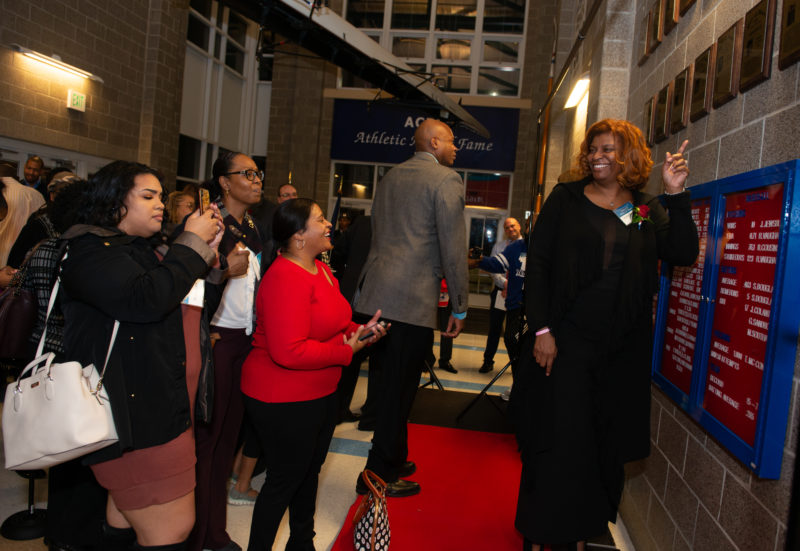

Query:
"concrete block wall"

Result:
[[620, 0, 800, 548], [512, 0, 559, 219], [0, 0, 188, 185], [621, 382, 798, 550], [629, 0, 800, 195]]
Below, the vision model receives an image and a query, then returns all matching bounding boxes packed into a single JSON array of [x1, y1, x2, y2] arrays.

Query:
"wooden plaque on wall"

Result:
[[690, 44, 715, 121], [779, 0, 800, 69], [643, 95, 655, 146], [654, 84, 671, 143], [712, 19, 744, 108], [664, 0, 679, 35], [648, 0, 664, 54], [679, 0, 696, 16], [639, 12, 652, 66], [671, 67, 691, 133], [740, 0, 777, 92]]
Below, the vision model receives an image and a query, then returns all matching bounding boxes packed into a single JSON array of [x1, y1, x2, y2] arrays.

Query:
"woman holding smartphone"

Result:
[[189, 151, 264, 551], [242, 198, 386, 550], [61, 161, 223, 550]]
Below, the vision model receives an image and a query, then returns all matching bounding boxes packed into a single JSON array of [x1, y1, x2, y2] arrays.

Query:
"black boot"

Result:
[[100, 522, 136, 551]]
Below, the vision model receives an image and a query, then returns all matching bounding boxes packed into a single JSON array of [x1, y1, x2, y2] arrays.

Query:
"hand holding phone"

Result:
[[359, 320, 387, 341], [198, 188, 210, 214]]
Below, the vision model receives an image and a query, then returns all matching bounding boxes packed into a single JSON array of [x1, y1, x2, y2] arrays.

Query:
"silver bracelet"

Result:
[[664, 185, 687, 195]]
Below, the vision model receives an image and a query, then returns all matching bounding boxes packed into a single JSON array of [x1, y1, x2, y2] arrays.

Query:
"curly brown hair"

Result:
[[577, 119, 654, 190]]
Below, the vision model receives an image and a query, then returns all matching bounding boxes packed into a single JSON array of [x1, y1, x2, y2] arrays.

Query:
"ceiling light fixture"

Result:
[[10, 44, 104, 83]]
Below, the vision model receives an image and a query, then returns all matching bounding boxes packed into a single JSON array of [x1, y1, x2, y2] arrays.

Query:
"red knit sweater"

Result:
[[241, 255, 357, 403]]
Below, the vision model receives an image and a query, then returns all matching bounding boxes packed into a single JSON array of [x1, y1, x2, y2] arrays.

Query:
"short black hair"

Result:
[[74, 161, 162, 228]]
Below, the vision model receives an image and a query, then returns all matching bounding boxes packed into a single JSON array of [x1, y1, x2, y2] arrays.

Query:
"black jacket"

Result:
[[61, 225, 216, 463], [515, 178, 699, 465], [526, 177, 699, 341]]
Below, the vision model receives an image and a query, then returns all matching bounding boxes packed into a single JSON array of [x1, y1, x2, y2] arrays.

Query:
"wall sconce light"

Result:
[[564, 73, 589, 108], [10, 43, 104, 83]]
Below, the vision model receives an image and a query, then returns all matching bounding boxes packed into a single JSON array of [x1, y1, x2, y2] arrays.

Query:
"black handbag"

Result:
[[353, 470, 390, 551], [0, 268, 37, 360]]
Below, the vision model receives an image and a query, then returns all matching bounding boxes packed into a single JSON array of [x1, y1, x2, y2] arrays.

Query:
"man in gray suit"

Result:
[[354, 118, 469, 497]]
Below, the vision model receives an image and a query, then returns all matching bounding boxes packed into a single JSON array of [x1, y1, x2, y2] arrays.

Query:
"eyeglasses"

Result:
[[279, 192, 298, 199], [224, 169, 264, 182]]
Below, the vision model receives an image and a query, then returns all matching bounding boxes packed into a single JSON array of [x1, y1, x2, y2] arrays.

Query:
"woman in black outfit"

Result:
[[515, 119, 699, 550], [61, 161, 223, 550]]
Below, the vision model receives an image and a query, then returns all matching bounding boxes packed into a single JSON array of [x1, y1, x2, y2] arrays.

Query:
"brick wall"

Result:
[[265, 42, 336, 204], [0, 0, 188, 185]]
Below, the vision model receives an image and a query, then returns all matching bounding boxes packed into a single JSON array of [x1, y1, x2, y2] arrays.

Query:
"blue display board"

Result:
[[652, 160, 800, 479]]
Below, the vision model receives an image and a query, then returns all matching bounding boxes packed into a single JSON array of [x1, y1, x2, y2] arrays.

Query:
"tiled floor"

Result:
[[0, 331, 515, 551]]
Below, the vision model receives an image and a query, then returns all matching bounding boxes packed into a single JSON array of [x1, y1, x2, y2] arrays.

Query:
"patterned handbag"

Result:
[[353, 470, 390, 551]]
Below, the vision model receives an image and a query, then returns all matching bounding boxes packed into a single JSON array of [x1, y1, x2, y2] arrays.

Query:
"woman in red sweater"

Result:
[[241, 198, 386, 550]]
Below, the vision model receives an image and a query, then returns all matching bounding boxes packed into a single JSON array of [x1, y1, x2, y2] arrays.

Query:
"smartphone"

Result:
[[359, 320, 387, 341], [198, 188, 210, 214]]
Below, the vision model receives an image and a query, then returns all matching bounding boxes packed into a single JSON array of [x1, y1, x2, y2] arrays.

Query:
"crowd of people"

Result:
[[0, 116, 697, 551]]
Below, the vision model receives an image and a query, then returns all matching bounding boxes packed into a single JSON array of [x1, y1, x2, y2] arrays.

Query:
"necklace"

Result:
[[592, 181, 622, 207]]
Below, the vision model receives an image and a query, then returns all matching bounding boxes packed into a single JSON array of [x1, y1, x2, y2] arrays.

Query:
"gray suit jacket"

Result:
[[354, 152, 469, 329]]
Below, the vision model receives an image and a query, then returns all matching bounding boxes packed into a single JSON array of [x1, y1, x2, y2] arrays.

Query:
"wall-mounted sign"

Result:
[[67, 89, 86, 112], [330, 99, 519, 172]]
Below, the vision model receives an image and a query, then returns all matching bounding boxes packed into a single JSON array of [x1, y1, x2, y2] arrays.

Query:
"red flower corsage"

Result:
[[632, 205, 652, 228]]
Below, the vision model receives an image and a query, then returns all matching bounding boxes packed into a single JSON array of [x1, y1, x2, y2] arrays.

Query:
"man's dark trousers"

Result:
[[483, 286, 506, 365], [364, 320, 433, 482]]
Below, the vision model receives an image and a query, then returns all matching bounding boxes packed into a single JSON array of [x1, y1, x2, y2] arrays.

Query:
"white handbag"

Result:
[[2, 266, 119, 470]]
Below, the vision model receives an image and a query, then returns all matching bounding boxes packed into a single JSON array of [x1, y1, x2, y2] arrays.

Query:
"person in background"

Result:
[[241, 198, 386, 550], [60, 160, 224, 551], [330, 214, 384, 428], [12, 178, 110, 551], [277, 182, 298, 203], [0, 169, 45, 286], [479, 217, 522, 373], [164, 189, 198, 237], [426, 279, 456, 373], [470, 231, 528, 400], [515, 119, 698, 551], [6, 169, 81, 269], [22, 155, 46, 194], [189, 151, 263, 551]]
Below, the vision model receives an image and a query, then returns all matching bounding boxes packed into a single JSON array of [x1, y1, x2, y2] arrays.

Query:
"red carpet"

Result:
[[332, 423, 523, 551]]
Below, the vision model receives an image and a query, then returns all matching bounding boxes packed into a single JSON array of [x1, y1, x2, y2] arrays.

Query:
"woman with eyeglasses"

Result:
[[189, 152, 264, 551]]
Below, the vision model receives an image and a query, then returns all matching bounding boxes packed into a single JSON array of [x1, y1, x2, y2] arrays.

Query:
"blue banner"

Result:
[[330, 99, 519, 172]]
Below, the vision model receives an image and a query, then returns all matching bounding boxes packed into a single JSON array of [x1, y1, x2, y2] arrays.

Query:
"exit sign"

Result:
[[67, 89, 86, 112]]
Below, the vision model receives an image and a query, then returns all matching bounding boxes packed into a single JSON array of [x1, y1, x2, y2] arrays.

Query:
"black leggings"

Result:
[[244, 392, 338, 551]]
